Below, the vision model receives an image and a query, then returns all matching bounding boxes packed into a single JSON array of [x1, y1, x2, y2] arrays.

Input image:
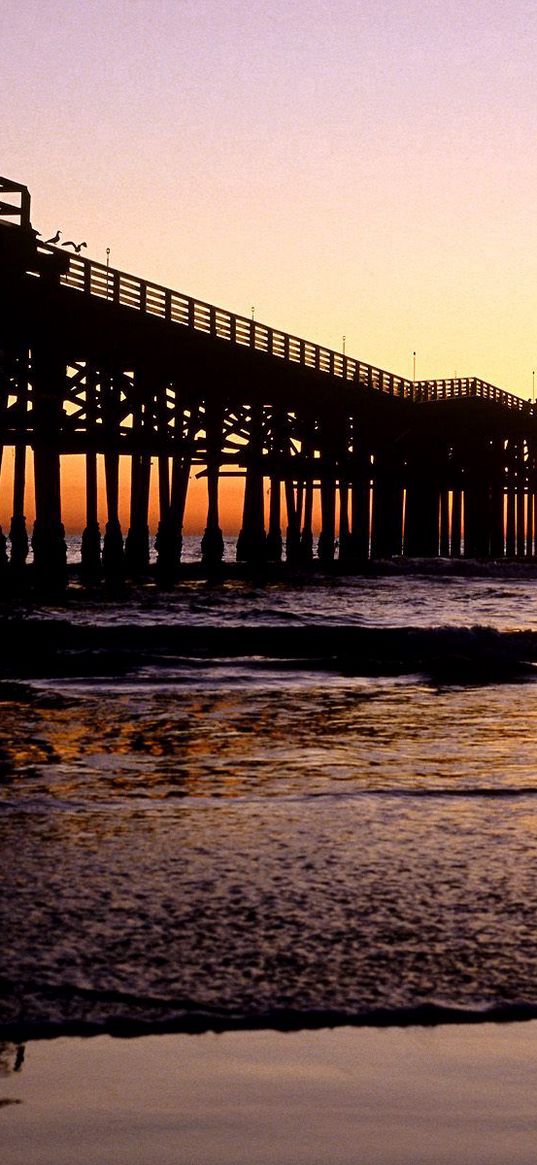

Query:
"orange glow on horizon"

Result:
[[0, 453, 325, 537]]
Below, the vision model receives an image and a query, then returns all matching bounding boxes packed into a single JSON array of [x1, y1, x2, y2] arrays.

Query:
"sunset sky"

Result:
[[3, 0, 537, 531]]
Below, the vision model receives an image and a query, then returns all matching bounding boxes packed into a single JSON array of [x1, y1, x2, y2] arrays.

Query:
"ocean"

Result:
[[2, 536, 537, 1041]]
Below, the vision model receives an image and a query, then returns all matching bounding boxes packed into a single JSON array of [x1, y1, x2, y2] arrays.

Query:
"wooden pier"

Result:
[[1, 175, 536, 588]]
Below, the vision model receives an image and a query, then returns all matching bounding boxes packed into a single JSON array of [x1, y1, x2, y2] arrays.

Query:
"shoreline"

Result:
[[4, 999, 537, 1044]]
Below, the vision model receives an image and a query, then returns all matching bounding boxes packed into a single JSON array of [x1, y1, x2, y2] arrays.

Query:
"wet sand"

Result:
[[2, 1023, 537, 1165]]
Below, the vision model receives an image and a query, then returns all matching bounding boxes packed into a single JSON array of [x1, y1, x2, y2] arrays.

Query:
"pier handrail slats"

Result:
[[47, 246, 417, 400], [413, 376, 526, 412], [36, 242, 526, 413]]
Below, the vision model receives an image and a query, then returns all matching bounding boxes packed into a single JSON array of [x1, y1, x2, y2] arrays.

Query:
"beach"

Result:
[[5, 1, 537, 1157], [3, 1024, 537, 1165], [3, 552, 537, 1160]]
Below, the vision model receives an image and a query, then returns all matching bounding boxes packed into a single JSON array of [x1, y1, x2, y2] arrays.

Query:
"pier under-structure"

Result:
[[1, 175, 536, 588]]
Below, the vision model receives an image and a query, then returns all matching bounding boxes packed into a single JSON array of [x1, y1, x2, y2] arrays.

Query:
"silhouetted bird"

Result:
[[45, 230, 61, 244], [62, 241, 87, 253]]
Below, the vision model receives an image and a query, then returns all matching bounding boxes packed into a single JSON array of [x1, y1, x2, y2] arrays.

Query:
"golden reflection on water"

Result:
[[3, 678, 537, 803], [3, 671, 537, 1023]]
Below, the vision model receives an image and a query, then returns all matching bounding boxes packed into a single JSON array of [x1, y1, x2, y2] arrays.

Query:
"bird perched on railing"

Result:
[[62, 240, 87, 253], [45, 229, 62, 244]]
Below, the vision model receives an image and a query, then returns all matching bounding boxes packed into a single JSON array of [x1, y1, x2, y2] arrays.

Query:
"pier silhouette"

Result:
[[1, 174, 535, 589]]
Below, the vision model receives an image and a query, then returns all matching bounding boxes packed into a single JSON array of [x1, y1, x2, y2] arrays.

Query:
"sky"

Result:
[[3, 0, 537, 530]]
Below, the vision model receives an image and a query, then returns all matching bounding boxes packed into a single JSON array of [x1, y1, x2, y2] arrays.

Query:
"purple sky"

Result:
[[4, 0, 537, 391]]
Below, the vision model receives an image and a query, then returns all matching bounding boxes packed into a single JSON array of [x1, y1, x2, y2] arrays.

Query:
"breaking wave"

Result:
[[1, 619, 537, 684]]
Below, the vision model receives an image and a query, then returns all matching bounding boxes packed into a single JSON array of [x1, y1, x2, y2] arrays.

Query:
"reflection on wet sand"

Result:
[[0, 1042, 25, 1074], [4, 1028, 537, 1165], [0, 1042, 25, 1109], [3, 675, 537, 800]]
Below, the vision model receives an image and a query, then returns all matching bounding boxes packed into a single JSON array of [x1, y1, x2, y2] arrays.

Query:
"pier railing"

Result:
[[52, 246, 417, 400], [37, 241, 527, 414], [413, 376, 527, 412]]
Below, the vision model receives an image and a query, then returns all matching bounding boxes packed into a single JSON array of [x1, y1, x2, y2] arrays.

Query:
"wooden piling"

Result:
[[318, 477, 336, 565], [266, 477, 282, 561], [201, 403, 224, 567], [81, 365, 101, 578], [371, 456, 403, 559], [125, 375, 151, 575], [30, 344, 67, 589], [236, 403, 266, 564], [404, 459, 439, 558], [439, 488, 450, 558], [450, 487, 462, 557]]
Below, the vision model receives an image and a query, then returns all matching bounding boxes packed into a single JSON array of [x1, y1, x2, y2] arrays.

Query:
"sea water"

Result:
[[2, 539, 537, 1037]]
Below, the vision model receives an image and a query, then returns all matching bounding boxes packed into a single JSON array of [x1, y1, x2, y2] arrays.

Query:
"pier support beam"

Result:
[[8, 351, 29, 573], [299, 478, 314, 563], [81, 452, 102, 578], [516, 489, 526, 558], [371, 456, 403, 559], [505, 444, 516, 558], [349, 446, 371, 564], [155, 404, 198, 579], [265, 406, 283, 562], [266, 477, 282, 561], [489, 441, 505, 560], [494, 439, 505, 560], [237, 404, 266, 564], [404, 458, 439, 558], [100, 372, 125, 579], [154, 450, 174, 582], [464, 469, 490, 558], [505, 485, 516, 557], [439, 488, 450, 558], [201, 404, 224, 568], [102, 451, 125, 578], [297, 431, 315, 564], [489, 484, 505, 559], [125, 453, 151, 575], [527, 445, 536, 558], [31, 346, 67, 590], [125, 375, 152, 575], [316, 416, 338, 566], [9, 445, 28, 572], [236, 465, 266, 563], [0, 441, 7, 579], [284, 479, 301, 564], [451, 487, 462, 557], [338, 480, 353, 564], [81, 367, 101, 579], [317, 477, 336, 565], [516, 444, 526, 558], [528, 489, 535, 558]]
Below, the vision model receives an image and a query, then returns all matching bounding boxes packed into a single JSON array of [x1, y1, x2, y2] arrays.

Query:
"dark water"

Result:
[[3, 545, 537, 1036]]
